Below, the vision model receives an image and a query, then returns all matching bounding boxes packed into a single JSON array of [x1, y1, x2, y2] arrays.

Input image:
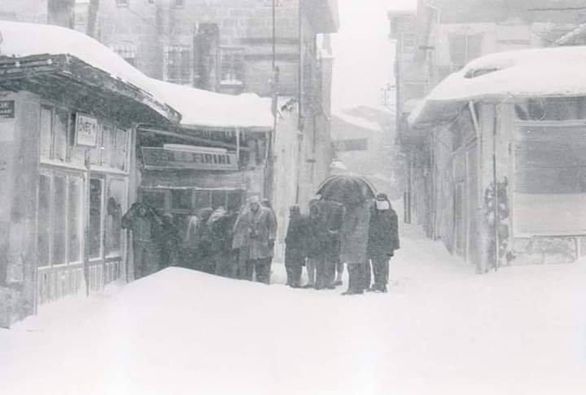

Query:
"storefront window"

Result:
[[89, 178, 103, 259], [141, 190, 166, 211], [515, 125, 586, 194], [90, 125, 103, 166], [52, 176, 67, 265], [38, 174, 51, 267], [102, 124, 114, 168], [194, 190, 211, 210], [40, 106, 52, 160], [114, 129, 128, 171], [68, 177, 83, 263], [172, 189, 191, 210], [54, 109, 68, 162], [212, 190, 226, 209], [227, 190, 244, 211], [105, 178, 125, 257]]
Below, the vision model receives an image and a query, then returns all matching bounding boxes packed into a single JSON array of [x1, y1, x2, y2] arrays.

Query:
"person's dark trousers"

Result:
[[313, 254, 328, 289], [316, 256, 336, 289], [215, 250, 237, 278], [253, 257, 272, 284], [364, 259, 373, 290], [285, 251, 304, 287], [324, 251, 337, 287], [241, 259, 254, 281], [347, 262, 366, 294], [372, 254, 390, 290]]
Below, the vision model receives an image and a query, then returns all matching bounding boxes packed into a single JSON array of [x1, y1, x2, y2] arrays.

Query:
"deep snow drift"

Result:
[[1, 228, 585, 395]]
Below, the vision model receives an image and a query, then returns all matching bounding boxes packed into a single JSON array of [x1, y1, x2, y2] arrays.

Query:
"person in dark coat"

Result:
[[209, 207, 239, 278], [284, 205, 308, 288], [121, 202, 162, 279], [195, 207, 215, 273], [306, 201, 331, 289], [340, 199, 372, 295], [366, 193, 400, 292], [159, 213, 180, 268]]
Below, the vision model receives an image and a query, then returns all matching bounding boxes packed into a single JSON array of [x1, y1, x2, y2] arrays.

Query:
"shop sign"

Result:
[[75, 113, 99, 147], [142, 147, 239, 171], [333, 138, 368, 152], [0, 100, 15, 119]]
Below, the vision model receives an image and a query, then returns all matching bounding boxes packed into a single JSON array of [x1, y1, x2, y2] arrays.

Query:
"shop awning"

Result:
[[409, 45, 586, 128]]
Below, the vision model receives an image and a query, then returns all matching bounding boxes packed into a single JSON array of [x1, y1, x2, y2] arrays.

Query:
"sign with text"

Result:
[[142, 147, 239, 171], [0, 100, 15, 119], [75, 113, 98, 147], [332, 138, 368, 152]]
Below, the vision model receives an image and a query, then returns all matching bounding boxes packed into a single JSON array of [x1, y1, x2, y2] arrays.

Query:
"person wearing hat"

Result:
[[239, 196, 277, 284], [284, 205, 308, 287], [366, 193, 400, 292]]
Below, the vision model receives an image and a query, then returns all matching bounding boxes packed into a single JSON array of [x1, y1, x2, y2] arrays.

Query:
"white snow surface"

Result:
[[1, 225, 586, 395], [410, 46, 586, 125], [0, 20, 273, 129]]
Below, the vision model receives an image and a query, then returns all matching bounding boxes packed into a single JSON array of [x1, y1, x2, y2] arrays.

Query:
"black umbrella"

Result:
[[316, 175, 376, 207]]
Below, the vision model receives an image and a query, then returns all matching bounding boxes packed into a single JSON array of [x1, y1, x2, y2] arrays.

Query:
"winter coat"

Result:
[[340, 200, 372, 264], [367, 205, 399, 257], [285, 214, 309, 254], [315, 200, 344, 260], [307, 211, 329, 259], [232, 209, 250, 250], [285, 214, 308, 265], [121, 204, 161, 243], [241, 207, 276, 260]]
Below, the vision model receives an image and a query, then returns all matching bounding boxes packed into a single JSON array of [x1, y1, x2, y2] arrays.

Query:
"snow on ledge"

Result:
[[0, 20, 273, 130], [410, 46, 586, 126]]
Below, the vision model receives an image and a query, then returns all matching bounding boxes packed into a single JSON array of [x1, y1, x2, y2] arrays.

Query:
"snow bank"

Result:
[[2, 228, 586, 395], [410, 46, 586, 125], [0, 20, 273, 130]]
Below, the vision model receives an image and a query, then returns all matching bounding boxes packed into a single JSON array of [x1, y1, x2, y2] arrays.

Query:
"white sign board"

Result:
[[75, 113, 98, 147]]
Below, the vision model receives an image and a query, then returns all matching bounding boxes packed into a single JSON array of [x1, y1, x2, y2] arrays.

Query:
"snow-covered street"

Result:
[[1, 224, 585, 395]]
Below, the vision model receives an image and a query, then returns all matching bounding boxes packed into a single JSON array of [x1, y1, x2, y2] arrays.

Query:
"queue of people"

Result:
[[121, 196, 277, 283], [121, 186, 399, 296]]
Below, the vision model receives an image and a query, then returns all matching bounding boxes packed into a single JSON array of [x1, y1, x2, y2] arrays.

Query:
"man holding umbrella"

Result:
[[316, 175, 376, 295]]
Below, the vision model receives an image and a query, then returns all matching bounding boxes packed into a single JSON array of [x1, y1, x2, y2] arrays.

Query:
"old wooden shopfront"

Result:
[[0, 53, 177, 326], [136, 125, 271, 235]]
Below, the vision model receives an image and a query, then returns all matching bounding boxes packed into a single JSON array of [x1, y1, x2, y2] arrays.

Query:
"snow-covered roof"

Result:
[[148, 79, 273, 130], [0, 20, 273, 130], [409, 46, 586, 126], [332, 111, 381, 132]]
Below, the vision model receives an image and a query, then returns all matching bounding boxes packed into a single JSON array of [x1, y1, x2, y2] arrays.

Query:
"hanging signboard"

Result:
[[142, 147, 239, 171], [332, 138, 368, 152], [75, 113, 99, 147], [0, 100, 15, 119]]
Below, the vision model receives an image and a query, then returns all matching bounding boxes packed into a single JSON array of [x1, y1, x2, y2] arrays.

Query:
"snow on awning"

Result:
[[147, 79, 273, 130], [409, 46, 586, 127], [0, 20, 273, 130]]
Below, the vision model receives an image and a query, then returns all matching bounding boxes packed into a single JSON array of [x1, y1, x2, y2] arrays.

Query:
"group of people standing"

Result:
[[285, 193, 400, 295], [121, 196, 277, 283], [121, 182, 400, 296]]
